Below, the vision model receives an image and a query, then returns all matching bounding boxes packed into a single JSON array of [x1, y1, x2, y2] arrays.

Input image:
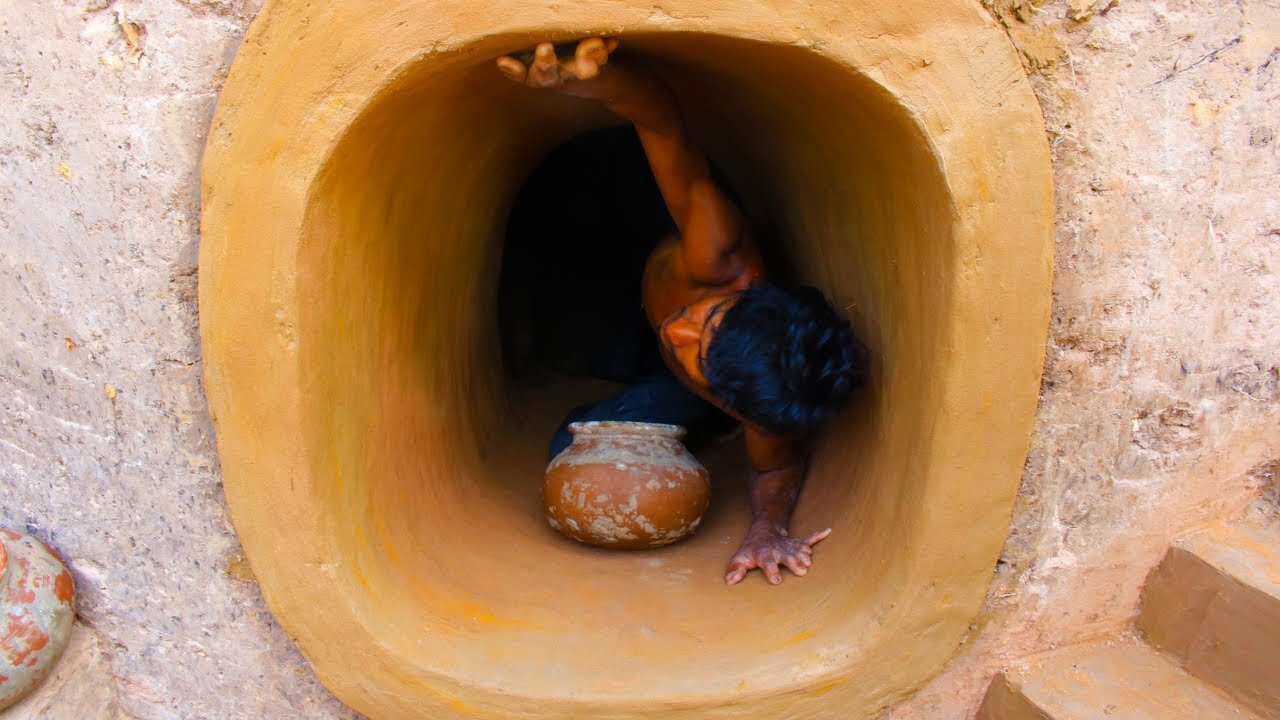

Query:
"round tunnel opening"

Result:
[[201, 10, 1054, 718], [297, 34, 952, 699]]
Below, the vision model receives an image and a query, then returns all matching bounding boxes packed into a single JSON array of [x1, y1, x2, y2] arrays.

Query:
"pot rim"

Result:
[[567, 420, 687, 439]]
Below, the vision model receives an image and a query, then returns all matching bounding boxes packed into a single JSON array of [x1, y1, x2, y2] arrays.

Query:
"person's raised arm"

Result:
[[497, 39, 749, 284]]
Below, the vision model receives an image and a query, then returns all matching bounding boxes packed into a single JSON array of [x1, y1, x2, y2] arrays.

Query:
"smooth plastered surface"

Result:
[[199, 1, 1053, 717]]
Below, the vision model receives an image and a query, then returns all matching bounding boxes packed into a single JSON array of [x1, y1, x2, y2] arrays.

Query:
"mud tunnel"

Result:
[[199, 1, 1054, 717]]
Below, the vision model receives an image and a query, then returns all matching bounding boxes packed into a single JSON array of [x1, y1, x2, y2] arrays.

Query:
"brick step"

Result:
[[1138, 511, 1280, 718], [975, 637, 1261, 720]]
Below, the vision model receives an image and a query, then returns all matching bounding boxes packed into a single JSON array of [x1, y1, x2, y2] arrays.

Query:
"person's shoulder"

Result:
[[648, 234, 681, 264], [642, 234, 682, 288]]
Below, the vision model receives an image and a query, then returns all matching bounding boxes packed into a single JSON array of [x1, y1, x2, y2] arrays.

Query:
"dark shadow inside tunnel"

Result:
[[497, 126, 674, 383]]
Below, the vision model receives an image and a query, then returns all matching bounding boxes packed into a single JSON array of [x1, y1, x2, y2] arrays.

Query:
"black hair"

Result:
[[702, 284, 866, 434]]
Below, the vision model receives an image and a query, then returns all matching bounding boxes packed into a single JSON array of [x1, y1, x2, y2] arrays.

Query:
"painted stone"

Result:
[[544, 421, 710, 549], [0, 529, 76, 710]]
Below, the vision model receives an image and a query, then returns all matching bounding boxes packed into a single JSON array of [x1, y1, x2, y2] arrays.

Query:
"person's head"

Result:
[[659, 284, 866, 434]]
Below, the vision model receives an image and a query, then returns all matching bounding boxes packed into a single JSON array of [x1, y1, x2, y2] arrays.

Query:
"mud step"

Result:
[[975, 637, 1261, 720], [1138, 512, 1280, 718]]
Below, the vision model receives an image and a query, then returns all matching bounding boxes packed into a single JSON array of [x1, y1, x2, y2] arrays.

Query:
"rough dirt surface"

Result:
[[0, 0, 1276, 718], [886, 1, 1280, 717]]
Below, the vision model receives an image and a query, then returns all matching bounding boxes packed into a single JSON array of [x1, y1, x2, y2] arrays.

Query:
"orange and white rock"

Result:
[[0, 529, 75, 711]]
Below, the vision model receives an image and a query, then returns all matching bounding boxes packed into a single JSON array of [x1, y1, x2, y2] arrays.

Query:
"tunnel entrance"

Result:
[[201, 8, 1055, 719], [297, 33, 957, 700]]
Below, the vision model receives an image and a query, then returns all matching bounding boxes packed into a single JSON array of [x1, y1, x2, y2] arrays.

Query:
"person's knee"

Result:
[[548, 426, 574, 460], [548, 402, 592, 459]]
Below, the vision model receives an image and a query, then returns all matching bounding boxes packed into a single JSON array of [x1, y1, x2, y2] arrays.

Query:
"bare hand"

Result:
[[725, 521, 832, 586], [496, 37, 620, 88]]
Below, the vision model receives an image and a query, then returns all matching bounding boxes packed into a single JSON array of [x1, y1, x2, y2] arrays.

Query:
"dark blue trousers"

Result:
[[548, 370, 735, 459]]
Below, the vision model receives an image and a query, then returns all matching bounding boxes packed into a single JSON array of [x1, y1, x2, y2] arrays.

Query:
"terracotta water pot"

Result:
[[0, 529, 76, 710], [543, 421, 711, 549]]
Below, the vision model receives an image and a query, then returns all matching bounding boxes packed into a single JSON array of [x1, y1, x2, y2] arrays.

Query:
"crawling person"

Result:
[[496, 38, 865, 586]]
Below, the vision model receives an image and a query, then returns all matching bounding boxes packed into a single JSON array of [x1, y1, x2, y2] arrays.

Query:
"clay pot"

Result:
[[0, 529, 76, 710], [543, 421, 710, 549]]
